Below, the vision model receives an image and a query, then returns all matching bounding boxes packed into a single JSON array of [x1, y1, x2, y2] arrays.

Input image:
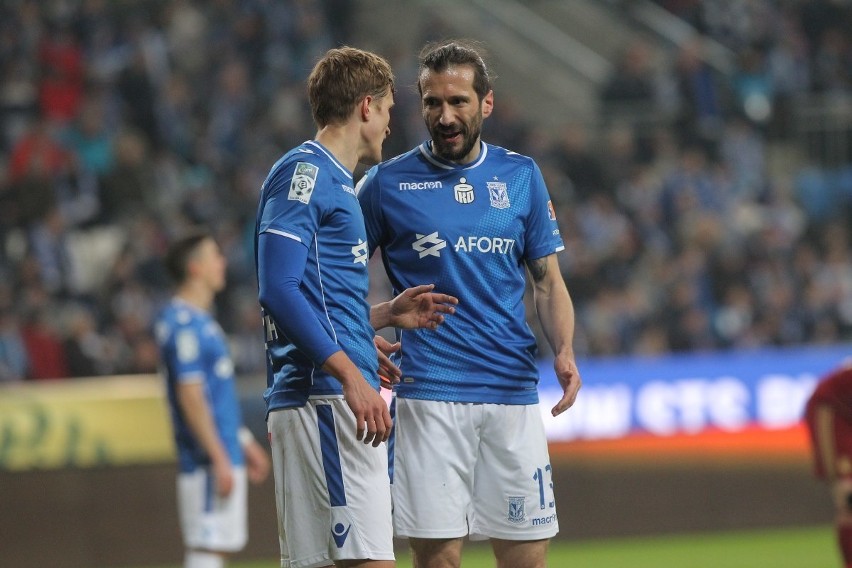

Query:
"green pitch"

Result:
[[139, 524, 838, 568]]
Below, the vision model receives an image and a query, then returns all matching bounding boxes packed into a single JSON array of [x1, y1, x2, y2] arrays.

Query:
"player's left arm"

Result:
[[237, 426, 270, 485], [527, 254, 582, 417], [369, 284, 458, 331], [177, 381, 235, 496]]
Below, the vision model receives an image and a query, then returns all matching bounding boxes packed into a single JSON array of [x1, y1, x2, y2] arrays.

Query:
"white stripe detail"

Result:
[[313, 238, 339, 345], [265, 228, 302, 243]]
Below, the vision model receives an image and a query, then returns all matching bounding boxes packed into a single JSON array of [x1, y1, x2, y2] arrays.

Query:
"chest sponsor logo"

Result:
[[412, 232, 446, 258], [454, 177, 475, 204], [342, 184, 355, 196], [288, 162, 319, 204], [455, 236, 516, 255], [351, 239, 368, 265], [399, 180, 443, 191], [507, 496, 526, 524], [487, 181, 510, 209]]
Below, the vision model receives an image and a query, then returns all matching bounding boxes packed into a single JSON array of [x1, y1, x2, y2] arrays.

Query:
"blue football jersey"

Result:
[[256, 141, 379, 411], [358, 141, 564, 404], [155, 298, 244, 473]]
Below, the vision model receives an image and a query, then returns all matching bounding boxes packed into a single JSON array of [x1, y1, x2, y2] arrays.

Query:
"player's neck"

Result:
[[315, 125, 358, 173], [175, 281, 214, 312]]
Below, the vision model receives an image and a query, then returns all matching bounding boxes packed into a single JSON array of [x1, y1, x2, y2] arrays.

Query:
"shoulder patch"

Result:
[[288, 162, 319, 204]]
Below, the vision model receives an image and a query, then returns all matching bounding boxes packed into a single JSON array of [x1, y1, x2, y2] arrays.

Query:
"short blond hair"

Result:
[[308, 46, 395, 128]]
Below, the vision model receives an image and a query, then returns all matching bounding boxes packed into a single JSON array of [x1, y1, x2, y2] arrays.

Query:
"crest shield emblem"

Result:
[[487, 181, 510, 209], [507, 496, 526, 524]]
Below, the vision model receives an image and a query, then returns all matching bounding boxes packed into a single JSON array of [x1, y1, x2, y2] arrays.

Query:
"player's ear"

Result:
[[359, 96, 372, 122], [481, 90, 494, 118]]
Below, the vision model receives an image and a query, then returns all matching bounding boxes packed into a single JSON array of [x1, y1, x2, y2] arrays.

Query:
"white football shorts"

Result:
[[392, 398, 559, 541], [177, 465, 248, 552], [268, 397, 394, 568]]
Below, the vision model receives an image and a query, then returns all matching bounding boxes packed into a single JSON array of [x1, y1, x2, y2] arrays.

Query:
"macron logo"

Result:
[[331, 523, 351, 548], [399, 181, 442, 191], [412, 232, 446, 258], [352, 240, 368, 265]]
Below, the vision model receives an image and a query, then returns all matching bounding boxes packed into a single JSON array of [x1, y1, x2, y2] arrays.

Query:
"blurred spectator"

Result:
[[37, 20, 84, 123], [0, 308, 29, 382], [0, 0, 848, 384], [21, 305, 68, 380]]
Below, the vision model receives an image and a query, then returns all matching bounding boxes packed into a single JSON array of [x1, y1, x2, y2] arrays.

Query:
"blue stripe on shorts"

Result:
[[317, 404, 347, 507], [387, 396, 396, 484]]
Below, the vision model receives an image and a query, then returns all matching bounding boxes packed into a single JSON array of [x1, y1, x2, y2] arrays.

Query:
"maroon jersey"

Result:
[[805, 365, 852, 480]]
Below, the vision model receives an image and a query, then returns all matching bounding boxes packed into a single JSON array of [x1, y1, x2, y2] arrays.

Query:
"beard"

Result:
[[428, 112, 483, 162]]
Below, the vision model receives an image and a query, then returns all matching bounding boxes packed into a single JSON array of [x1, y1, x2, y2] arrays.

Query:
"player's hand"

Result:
[[374, 335, 402, 389], [551, 354, 581, 417], [212, 456, 235, 497], [389, 284, 458, 330], [243, 439, 271, 484], [342, 376, 393, 447]]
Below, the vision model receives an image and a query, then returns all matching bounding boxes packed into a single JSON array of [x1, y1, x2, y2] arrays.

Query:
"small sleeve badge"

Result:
[[288, 162, 319, 204]]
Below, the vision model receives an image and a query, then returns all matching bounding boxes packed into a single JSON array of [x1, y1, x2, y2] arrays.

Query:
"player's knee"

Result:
[[409, 537, 463, 568], [492, 538, 548, 568]]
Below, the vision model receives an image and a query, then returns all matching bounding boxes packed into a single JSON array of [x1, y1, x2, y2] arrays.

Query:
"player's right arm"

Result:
[[257, 232, 391, 445], [177, 380, 234, 496]]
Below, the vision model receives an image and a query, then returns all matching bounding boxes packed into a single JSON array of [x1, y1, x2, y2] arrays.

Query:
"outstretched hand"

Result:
[[390, 284, 458, 330], [551, 354, 581, 417]]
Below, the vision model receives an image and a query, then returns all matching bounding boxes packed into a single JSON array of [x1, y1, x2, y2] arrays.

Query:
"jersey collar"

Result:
[[305, 140, 354, 181], [418, 140, 488, 171]]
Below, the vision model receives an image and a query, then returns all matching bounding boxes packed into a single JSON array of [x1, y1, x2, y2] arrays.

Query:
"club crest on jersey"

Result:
[[507, 496, 526, 524], [487, 181, 510, 209], [454, 177, 475, 204], [288, 162, 318, 204]]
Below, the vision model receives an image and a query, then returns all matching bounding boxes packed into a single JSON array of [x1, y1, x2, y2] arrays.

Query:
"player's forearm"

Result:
[[369, 301, 393, 330], [177, 384, 230, 465], [321, 350, 370, 388], [534, 273, 576, 358]]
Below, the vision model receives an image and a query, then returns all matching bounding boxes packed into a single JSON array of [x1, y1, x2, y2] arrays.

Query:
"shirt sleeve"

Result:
[[356, 165, 386, 256], [256, 231, 342, 367], [524, 160, 565, 260], [258, 157, 327, 245], [170, 324, 205, 384]]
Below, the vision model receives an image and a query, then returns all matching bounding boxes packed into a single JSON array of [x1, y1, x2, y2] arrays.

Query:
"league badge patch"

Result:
[[547, 200, 557, 221], [487, 181, 510, 209], [454, 177, 475, 204], [507, 496, 526, 524], [288, 162, 319, 204]]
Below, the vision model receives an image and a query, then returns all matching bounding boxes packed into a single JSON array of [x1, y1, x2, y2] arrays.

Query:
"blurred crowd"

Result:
[[0, 0, 849, 382]]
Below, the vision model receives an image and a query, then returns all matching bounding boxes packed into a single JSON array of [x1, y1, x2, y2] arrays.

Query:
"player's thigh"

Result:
[[269, 400, 393, 568], [177, 467, 248, 552], [392, 399, 480, 538], [470, 403, 558, 541]]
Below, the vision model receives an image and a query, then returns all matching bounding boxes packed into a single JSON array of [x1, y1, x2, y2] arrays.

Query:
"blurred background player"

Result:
[[255, 46, 456, 568], [155, 230, 270, 568], [357, 40, 581, 568], [805, 360, 852, 568]]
